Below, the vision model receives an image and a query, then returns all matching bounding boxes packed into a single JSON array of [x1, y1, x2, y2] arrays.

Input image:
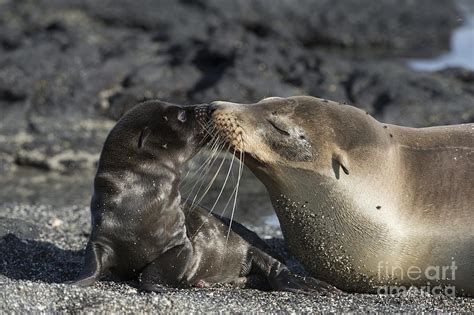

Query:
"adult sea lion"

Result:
[[210, 96, 474, 296], [73, 99, 334, 293]]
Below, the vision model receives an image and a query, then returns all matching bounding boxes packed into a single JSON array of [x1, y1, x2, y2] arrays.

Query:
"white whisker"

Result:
[[182, 136, 223, 198], [207, 146, 235, 216], [184, 138, 227, 211], [186, 142, 231, 214], [181, 132, 217, 184], [188, 147, 236, 241], [226, 148, 244, 245]]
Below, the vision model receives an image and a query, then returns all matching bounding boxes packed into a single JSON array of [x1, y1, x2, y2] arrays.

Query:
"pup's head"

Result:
[[100, 100, 211, 170]]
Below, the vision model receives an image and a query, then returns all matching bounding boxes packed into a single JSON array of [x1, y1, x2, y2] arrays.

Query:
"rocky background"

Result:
[[1, 0, 473, 312]]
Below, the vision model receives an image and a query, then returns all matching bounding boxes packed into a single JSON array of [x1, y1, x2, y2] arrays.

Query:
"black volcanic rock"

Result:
[[0, 0, 472, 173]]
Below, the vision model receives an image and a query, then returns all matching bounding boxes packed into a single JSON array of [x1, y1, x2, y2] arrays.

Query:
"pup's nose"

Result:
[[194, 104, 211, 123], [177, 109, 187, 123]]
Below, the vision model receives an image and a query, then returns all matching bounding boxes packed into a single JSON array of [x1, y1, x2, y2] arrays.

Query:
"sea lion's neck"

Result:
[[259, 166, 404, 289], [264, 167, 368, 232], [259, 165, 402, 253]]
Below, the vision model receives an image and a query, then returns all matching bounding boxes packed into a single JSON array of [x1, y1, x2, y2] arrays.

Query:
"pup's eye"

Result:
[[267, 119, 290, 136], [138, 127, 151, 149]]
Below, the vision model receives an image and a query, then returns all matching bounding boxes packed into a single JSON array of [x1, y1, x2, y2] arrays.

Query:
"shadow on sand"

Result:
[[0, 234, 83, 283]]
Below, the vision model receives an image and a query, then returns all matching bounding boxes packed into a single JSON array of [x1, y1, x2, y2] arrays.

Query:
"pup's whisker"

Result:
[[187, 142, 232, 215], [185, 137, 226, 212]]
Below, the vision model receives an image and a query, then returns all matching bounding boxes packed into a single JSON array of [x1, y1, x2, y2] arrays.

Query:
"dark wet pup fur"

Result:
[[72, 100, 336, 294]]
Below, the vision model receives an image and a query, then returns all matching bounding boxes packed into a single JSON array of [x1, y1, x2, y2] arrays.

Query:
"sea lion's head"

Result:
[[100, 100, 211, 170], [209, 96, 371, 179]]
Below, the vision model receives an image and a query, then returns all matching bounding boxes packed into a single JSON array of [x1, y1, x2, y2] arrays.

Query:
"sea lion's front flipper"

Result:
[[70, 241, 112, 287]]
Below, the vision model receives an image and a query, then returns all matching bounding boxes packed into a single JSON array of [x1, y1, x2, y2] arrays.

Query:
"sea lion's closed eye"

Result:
[[267, 119, 290, 136]]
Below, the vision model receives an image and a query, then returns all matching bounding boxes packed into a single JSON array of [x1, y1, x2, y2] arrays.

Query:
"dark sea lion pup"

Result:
[[72, 99, 335, 294]]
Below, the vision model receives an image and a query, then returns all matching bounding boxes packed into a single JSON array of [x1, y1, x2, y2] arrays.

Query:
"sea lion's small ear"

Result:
[[138, 127, 151, 149], [332, 151, 349, 179], [341, 163, 349, 175]]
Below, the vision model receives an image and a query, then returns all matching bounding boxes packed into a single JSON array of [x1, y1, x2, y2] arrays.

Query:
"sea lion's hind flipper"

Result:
[[248, 247, 340, 294], [267, 264, 341, 295], [139, 242, 193, 292], [69, 241, 113, 287]]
